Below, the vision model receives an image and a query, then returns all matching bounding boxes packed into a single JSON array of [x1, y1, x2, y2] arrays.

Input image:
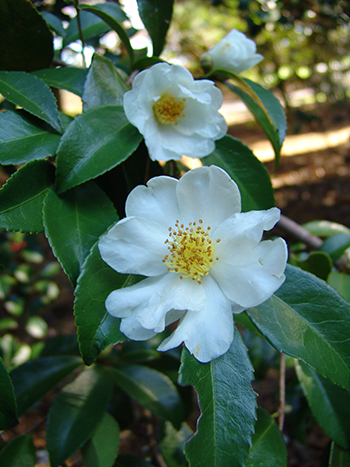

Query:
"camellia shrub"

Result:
[[0, 1, 350, 466]]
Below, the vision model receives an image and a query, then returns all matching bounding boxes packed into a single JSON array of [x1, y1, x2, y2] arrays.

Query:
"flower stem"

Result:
[[74, 0, 87, 68]]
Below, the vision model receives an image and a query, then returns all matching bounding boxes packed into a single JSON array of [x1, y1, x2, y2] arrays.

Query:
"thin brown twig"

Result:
[[278, 214, 323, 250]]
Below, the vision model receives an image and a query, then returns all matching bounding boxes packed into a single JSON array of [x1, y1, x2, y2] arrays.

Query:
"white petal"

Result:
[[120, 314, 158, 341], [99, 217, 168, 276], [136, 275, 205, 332], [125, 176, 180, 228], [212, 207, 281, 266], [212, 238, 288, 308], [158, 275, 234, 363], [176, 166, 241, 229]]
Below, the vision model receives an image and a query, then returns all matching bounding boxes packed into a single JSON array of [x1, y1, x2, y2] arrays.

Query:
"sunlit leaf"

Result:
[[47, 366, 114, 467], [55, 105, 142, 193], [179, 330, 256, 467], [202, 135, 275, 211], [0, 160, 55, 233], [248, 265, 350, 390], [0, 71, 62, 132], [83, 54, 129, 110], [0, 110, 60, 165], [43, 181, 118, 285], [33, 67, 88, 96]]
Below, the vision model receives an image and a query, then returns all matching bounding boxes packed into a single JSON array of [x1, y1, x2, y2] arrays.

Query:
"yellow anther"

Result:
[[153, 95, 186, 125]]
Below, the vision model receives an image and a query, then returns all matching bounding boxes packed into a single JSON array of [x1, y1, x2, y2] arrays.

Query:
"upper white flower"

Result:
[[201, 29, 264, 74], [123, 63, 227, 162], [99, 165, 287, 363]]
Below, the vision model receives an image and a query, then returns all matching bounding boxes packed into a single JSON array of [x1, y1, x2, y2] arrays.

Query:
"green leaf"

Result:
[[64, 10, 112, 45], [43, 181, 118, 285], [178, 330, 256, 467], [160, 421, 193, 467], [41, 11, 67, 38], [136, 0, 174, 57], [82, 412, 120, 467], [47, 366, 114, 467], [318, 233, 350, 262], [0, 110, 61, 165], [328, 271, 350, 302], [247, 265, 350, 390], [0, 356, 18, 429], [83, 54, 129, 110], [292, 251, 332, 280], [0, 71, 62, 132], [55, 105, 142, 193], [10, 356, 82, 417], [0, 0, 53, 72], [112, 364, 185, 428], [202, 135, 275, 211], [329, 442, 350, 466], [79, 3, 133, 63], [0, 160, 55, 233], [246, 407, 287, 467], [222, 73, 286, 164], [32, 67, 88, 97], [302, 220, 350, 238], [295, 360, 350, 449], [74, 242, 130, 365], [0, 435, 36, 467]]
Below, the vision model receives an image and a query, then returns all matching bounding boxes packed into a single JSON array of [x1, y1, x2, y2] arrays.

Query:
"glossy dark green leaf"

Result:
[[302, 220, 350, 238], [222, 73, 286, 164], [41, 335, 80, 358], [0, 110, 61, 165], [0, 0, 53, 71], [0, 356, 18, 429], [41, 11, 67, 37], [136, 0, 174, 57], [47, 366, 114, 467], [79, 3, 133, 63], [318, 233, 350, 262], [83, 54, 129, 110], [328, 271, 350, 303], [74, 242, 130, 365], [43, 181, 117, 285], [33, 67, 88, 97], [295, 360, 350, 449], [10, 356, 82, 416], [247, 265, 350, 390], [82, 412, 120, 467], [64, 10, 110, 45], [246, 407, 287, 467], [0, 71, 62, 132], [0, 160, 55, 233], [160, 421, 193, 467], [329, 442, 350, 466], [178, 330, 256, 467], [0, 435, 36, 467], [202, 135, 275, 211], [113, 364, 185, 428], [55, 105, 142, 193], [293, 251, 332, 280]]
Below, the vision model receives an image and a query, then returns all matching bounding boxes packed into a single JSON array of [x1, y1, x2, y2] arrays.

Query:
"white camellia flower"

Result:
[[99, 166, 287, 363], [123, 63, 227, 162], [201, 29, 263, 74]]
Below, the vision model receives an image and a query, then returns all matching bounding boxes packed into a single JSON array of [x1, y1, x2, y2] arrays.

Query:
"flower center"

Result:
[[162, 219, 220, 284], [153, 95, 186, 125]]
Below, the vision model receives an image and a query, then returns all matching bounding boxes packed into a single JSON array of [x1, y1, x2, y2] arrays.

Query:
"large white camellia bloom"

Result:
[[123, 63, 227, 162], [201, 29, 263, 74], [99, 166, 287, 363]]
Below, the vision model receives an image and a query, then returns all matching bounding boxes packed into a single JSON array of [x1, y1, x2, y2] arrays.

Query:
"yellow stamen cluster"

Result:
[[163, 219, 220, 284], [153, 95, 186, 125]]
